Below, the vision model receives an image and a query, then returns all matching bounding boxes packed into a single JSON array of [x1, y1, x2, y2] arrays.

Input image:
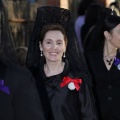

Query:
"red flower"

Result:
[[60, 77, 82, 91]]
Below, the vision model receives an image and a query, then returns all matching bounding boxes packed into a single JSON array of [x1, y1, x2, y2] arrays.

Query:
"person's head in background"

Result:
[[88, 7, 120, 51], [81, 2, 103, 51], [84, 2, 103, 25], [103, 10, 120, 51], [109, 0, 120, 16], [77, 0, 97, 17]]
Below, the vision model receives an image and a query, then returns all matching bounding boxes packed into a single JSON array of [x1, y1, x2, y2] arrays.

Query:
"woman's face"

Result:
[[109, 24, 120, 48], [39, 30, 66, 62]]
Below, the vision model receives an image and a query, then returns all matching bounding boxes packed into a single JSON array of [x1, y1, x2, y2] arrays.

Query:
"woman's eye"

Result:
[[57, 42, 62, 44], [57, 42, 62, 45], [46, 41, 51, 44]]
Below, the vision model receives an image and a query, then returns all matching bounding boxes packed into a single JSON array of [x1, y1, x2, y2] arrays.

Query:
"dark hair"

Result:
[[97, 8, 119, 46], [109, 1, 119, 9], [104, 15, 120, 32], [87, 7, 120, 51], [40, 24, 67, 45], [77, 0, 96, 16], [85, 3, 103, 24]]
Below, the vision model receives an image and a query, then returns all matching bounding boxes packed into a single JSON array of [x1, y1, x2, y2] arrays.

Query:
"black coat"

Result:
[[0, 62, 45, 120], [85, 50, 120, 120], [36, 61, 98, 120]]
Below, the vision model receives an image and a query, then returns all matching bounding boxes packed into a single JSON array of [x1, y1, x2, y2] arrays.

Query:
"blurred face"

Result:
[[108, 24, 120, 48], [39, 30, 66, 62]]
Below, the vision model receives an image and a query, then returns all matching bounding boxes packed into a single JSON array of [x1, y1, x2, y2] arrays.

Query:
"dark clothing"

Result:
[[85, 50, 120, 120], [36, 61, 98, 120], [81, 23, 93, 44], [81, 24, 95, 52], [0, 62, 45, 120]]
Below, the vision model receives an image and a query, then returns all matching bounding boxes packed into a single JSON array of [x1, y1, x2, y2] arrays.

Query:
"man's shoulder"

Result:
[[7, 64, 32, 78]]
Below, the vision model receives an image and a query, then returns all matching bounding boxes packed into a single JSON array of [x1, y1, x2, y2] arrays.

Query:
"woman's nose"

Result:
[[52, 43, 57, 49]]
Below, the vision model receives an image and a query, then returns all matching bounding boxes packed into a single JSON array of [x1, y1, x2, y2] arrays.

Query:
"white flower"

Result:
[[68, 82, 75, 90]]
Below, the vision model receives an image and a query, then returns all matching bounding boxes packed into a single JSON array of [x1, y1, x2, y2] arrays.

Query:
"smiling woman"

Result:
[[25, 6, 98, 120], [39, 26, 67, 77], [39, 25, 66, 63]]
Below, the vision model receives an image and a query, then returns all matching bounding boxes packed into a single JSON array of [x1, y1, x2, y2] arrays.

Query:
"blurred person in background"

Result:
[[75, 0, 96, 52], [81, 2, 103, 52], [109, 0, 120, 16], [0, 1, 45, 120]]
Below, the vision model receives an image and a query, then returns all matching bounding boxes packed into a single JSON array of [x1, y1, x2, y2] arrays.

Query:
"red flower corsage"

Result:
[[60, 77, 82, 91]]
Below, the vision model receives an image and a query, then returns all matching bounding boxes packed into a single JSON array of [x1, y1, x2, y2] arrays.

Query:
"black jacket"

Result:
[[85, 50, 120, 120], [36, 61, 98, 120], [0, 62, 45, 120]]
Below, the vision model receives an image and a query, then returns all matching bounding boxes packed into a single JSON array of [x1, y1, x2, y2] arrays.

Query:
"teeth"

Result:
[[50, 52, 57, 55]]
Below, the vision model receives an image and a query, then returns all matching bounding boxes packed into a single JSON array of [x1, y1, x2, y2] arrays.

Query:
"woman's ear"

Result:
[[104, 31, 111, 40], [39, 41, 43, 51]]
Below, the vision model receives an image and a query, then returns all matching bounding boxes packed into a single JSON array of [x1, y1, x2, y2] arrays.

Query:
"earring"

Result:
[[111, 9, 113, 15], [40, 50, 43, 56], [63, 52, 66, 58]]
